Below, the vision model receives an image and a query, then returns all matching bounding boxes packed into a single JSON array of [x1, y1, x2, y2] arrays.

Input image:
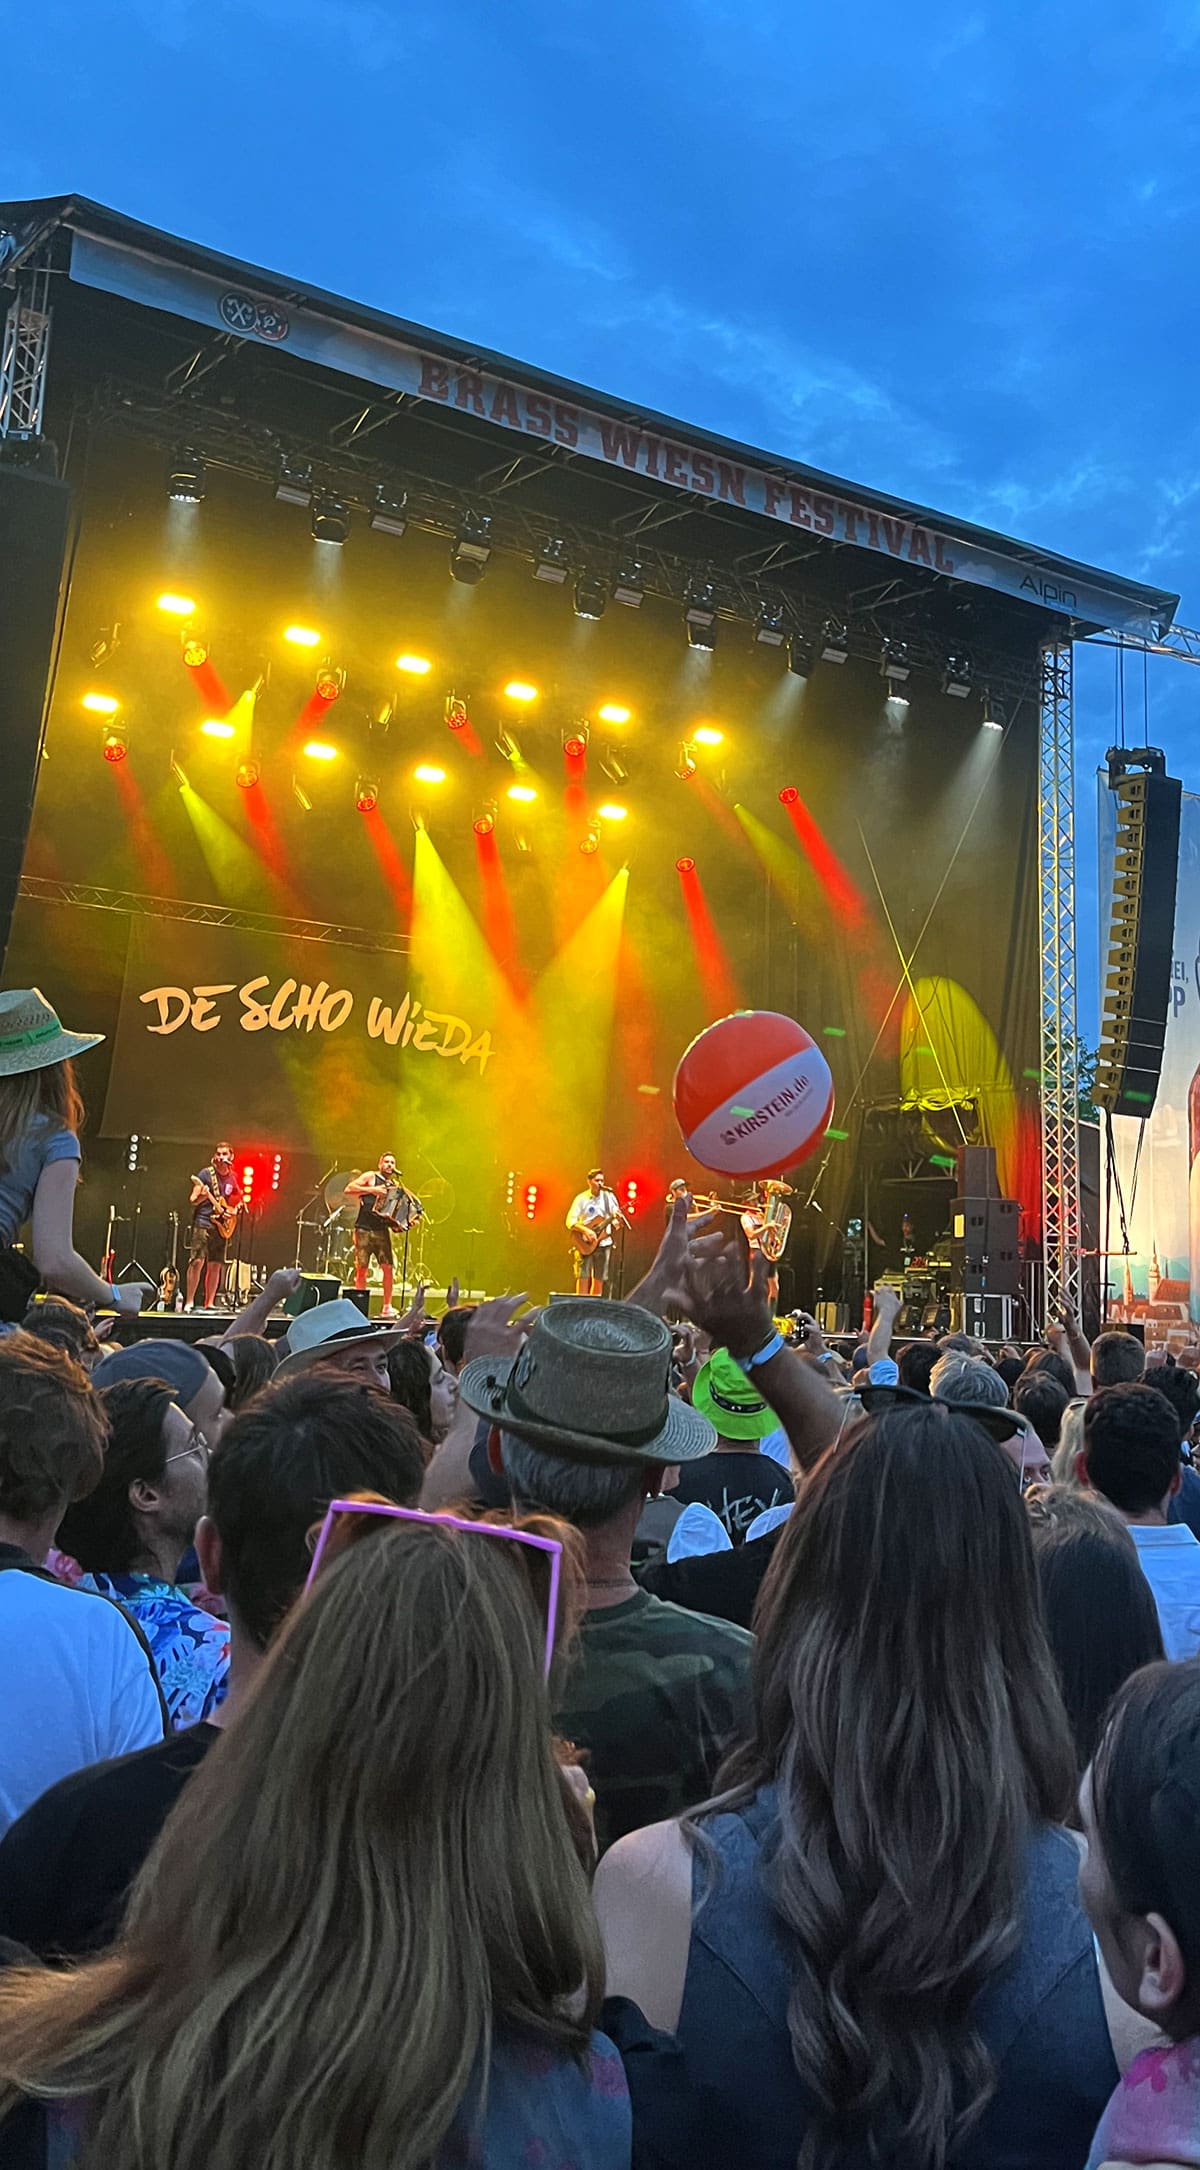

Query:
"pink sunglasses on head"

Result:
[[305, 1499, 564, 1679]]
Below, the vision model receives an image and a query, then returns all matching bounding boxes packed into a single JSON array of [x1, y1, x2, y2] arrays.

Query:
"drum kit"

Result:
[[295, 1166, 455, 1287]]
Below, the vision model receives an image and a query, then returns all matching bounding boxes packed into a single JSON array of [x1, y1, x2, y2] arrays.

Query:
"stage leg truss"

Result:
[[0, 248, 53, 442], [1039, 637, 1082, 1322]]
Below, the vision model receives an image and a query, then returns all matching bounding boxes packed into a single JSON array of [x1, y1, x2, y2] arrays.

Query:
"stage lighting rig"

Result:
[[600, 748, 629, 784], [779, 785, 799, 805], [684, 574, 717, 629], [275, 454, 314, 507], [579, 821, 601, 856], [754, 599, 786, 647], [675, 856, 695, 874], [574, 572, 609, 620], [473, 803, 497, 837], [563, 723, 590, 760], [495, 728, 523, 766], [613, 556, 645, 609], [687, 620, 717, 652], [942, 651, 972, 698], [311, 493, 350, 546], [315, 661, 345, 703], [369, 484, 408, 536], [101, 726, 128, 764], [819, 619, 849, 665], [450, 511, 493, 584], [181, 626, 208, 668], [355, 776, 379, 813], [675, 743, 697, 781], [444, 693, 470, 732], [534, 536, 570, 584], [787, 634, 814, 678], [88, 626, 120, 667], [168, 448, 205, 503], [237, 759, 261, 789], [981, 692, 1005, 732], [880, 637, 911, 684]]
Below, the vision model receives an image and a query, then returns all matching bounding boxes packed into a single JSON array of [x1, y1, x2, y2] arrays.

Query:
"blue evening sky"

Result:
[[6, 0, 1199, 1041]]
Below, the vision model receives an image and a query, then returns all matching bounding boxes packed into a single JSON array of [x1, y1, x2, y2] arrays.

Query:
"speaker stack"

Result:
[[1094, 750, 1182, 1120], [947, 1144, 1020, 1342]]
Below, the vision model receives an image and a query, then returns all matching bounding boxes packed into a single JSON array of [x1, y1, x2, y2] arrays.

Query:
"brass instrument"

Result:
[[689, 1179, 795, 1264]]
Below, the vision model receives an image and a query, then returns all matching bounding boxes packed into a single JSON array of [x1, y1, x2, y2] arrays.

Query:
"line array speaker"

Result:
[[1095, 758, 1182, 1119]]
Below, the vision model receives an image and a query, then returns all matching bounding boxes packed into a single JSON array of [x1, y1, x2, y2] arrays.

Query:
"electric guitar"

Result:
[[193, 1173, 241, 1241], [158, 1211, 180, 1309]]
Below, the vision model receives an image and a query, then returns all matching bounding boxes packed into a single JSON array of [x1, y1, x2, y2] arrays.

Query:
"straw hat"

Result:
[[274, 1297, 409, 1378], [0, 989, 104, 1077], [459, 1298, 716, 1466]]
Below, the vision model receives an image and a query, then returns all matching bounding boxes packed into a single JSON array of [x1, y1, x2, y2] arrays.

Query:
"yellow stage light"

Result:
[[693, 725, 724, 746], [396, 653, 432, 675], [414, 763, 446, 784], [504, 680, 538, 703], [507, 783, 537, 803], [156, 592, 196, 617], [598, 802, 628, 822], [201, 718, 236, 739], [284, 624, 321, 647], [598, 703, 632, 725], [303, 740, 338, 761], [81, 692, 119, 715]]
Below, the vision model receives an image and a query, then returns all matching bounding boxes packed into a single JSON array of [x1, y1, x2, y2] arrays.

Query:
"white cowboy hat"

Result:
[[459, 1298, 716, 1466], [274, 1297, 409, 1378], [0, 989, 104, 1076]]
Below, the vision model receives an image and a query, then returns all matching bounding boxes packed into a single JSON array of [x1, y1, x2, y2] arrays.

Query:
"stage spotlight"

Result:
[[170, 756, 189, 789], [81, 691, 119, 715], [88, 626, 120, 667], [880, 637, 911, 683], [414, 764, 446, 784], [563, 724, 590, 760], [182, 628, 208, 668], [693, 724, 723, 747], [275, 454, 314, 507], [574, 571, 609, 620], [515, 831, 533, 856], [579, 822, 601, 855], [303, 740, 338, 761], [396, 653, 432, 676], [675, 743, 697, 781], [473, 803, 497, 837], [534, 536, 570, 584], [284, 624, 321, 648], [369, 484, 408, 536], [788, 634, 814, 677], [820, 618, 849, 665], [598, 702, 632, 725], [685, 574, 716, 628], [613, 556, 645, 608], [675, 856, 696, 874], [981, 692, 1005, 732], [449, 510, 493, 583], [505, 680, 538, 703], [779, 784, 799, 805], [101, 726, 128, 764], [598, 801, 627, 822], [314, 662, 344, 703], [156, 592, 196, 617], [507, 783, 537, 803], [311, 493, 350, 546], [201, 718, 236, 739], [495, 728, 522, 766], [293, 778, 313, 812], [167, 448, 205, 503], [755, 599, 786, 647], [237, 759, 260, 789], [942, 651, 972, 698], [355, 776, 379, 813], [687, 618, 717, 652], [600, 749, 629, 784], [444, 694, 469, 733]]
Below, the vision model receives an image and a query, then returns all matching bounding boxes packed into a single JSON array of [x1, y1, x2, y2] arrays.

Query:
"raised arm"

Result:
[[866, 1284, 901, 1370], [31, 1159, 149, 1315], [673, 1221, 844, 1472], [220, 1266, 302, 1343]]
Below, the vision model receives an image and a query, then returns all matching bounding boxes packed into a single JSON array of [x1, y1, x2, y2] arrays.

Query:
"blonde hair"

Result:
[[0, 1059, 83, 1175], [1049, 1399, 1088, 1487], [0, 1514, 603, 2169]]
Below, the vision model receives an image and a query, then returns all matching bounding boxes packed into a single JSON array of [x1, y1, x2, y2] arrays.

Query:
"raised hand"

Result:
[[445, 1276, 461, 1310], [462, 1293, 535, 1365]]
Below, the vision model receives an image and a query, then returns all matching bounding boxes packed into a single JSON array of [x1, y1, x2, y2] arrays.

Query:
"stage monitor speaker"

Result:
[[282, 1273, 340, 1317], [340, 1286, 371, 1318], [956, 1145, 998, 1199], [1095, 760, 1182, 1119], [0, 462, 72, 968]]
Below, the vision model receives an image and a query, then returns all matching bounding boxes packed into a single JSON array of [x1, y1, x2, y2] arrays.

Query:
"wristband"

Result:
[[108, 1283, 121, 1308], [737, 1330, 785, 1373]]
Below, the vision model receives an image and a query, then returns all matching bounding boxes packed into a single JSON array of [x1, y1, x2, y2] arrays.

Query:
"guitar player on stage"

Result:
[[346, 1153, 417, 1319], [566, 1167, 622, 1298], [185, 1142, 244, 1312]]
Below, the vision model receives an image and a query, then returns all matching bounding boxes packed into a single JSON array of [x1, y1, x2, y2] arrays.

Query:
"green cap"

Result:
[[692, 1348, 776, 1442]]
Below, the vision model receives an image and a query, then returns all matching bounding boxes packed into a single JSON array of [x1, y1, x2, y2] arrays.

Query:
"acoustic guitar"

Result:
[[193, 1174, 241, 1241], [571, 1211, 620, 1256]]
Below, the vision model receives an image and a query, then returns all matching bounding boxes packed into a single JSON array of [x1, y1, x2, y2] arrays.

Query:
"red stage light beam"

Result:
[[185, 656, 230, 714], [778, 786, 869, 932], [676, 859, 742, 1017], [361, 805, 413, 920], [475, 825, 527, 998], [110, 762, 176, 894]]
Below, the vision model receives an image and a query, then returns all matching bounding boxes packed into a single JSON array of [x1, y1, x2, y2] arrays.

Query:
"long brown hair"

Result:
[[0, 1058, 83, 1174], [708, 1402, 1076, 2170], [0, 1513, 603, 2169]]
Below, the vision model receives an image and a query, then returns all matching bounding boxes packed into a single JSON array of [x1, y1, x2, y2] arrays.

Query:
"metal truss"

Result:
[[18, 877, 411, 955], [0, 250, 53, 441], [1038, 639, 1081, 1321]]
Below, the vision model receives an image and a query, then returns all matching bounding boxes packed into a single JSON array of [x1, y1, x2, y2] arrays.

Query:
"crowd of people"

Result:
[[3, 992, 1200, 2164]]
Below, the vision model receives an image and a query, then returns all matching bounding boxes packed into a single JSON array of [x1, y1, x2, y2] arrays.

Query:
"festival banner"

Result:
[[67, 227, 1163, 636], [1098, 779, 1200, 1342]]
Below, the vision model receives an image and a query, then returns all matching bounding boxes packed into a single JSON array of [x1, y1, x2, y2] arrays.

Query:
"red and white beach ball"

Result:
[[673, 1010, 835, 1179]]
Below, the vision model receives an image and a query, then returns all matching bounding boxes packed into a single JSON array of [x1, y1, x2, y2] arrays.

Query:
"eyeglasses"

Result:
[[164, 1424, 209, 1468], [304, 1500, 563, 1678]]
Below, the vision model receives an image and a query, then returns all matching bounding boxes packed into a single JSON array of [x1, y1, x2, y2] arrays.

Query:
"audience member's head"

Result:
[[1023, 1347, 1076, 1398], [224, 1333, 277, 1411], [929, 1350, 1009, 1410], [1050, 1399, 1087, 1487], [993, 1353, 1024, 1397], [57, 1378, 207, 1582], [385, 1339, 434, 1446], [715, 1399, 1074, 2168], [198, 1341, 236, 1407], [1155, 1362, 1200, 1448], [896, 1340, 939, 1395], [1012, 1370, 1069, 1451], [1091, 1329, 1146, 1389], [92, 1338, 229, 1452], [1082, 1661, 1200, 2039], [937, 1331, 984, 1359], [0, 1499, 603, 2164], [1026, 1486, 1165, 1776], [272, 1299, 396, 1391], [0, 1332, 107, 1548], [19, 1297, 105, 1370], [436, 1305, 477, 1375], [199, 1372, 427, 1652], [1081, 1383, 1182, 1519]]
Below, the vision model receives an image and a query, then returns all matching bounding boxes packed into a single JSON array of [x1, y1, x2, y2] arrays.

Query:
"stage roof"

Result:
[[0, 192, 1179, 645]]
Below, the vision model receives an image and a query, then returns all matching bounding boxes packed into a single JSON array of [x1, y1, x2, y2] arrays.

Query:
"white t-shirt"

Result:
[[1128, 1523, 1200, 1661], [0, 1567, 165, 1837], [567, 1190, 619, 1252]]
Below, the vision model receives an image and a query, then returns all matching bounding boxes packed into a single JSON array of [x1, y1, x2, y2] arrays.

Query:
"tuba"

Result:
[[690, 1179, 794, 1264]]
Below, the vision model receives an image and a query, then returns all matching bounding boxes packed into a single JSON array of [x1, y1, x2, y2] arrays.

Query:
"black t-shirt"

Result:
[[670, 1450, 792, 1542], [0, 1723, 219, 1960], [637, 1523, 785, 1632], [355, 1176, 395, 1232]]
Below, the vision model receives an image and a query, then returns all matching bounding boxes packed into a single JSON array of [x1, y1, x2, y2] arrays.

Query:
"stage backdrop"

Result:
[[1100, 778, 1200, 1340]]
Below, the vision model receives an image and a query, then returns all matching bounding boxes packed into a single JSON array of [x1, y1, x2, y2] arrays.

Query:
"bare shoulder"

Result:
[[593, 1818, 693, 2032]]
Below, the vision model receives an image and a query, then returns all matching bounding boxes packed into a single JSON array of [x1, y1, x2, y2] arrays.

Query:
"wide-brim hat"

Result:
[[693, 1349, 777, 1441], [0, 989, 104, 1077], [459, 1297, 716, 1466], [274, 1297, 409, 1378]]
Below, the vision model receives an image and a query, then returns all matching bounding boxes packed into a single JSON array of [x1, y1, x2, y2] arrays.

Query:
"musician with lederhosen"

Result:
[[185, 1142, 244, 1312], [345, 1154, 421, 1320]]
